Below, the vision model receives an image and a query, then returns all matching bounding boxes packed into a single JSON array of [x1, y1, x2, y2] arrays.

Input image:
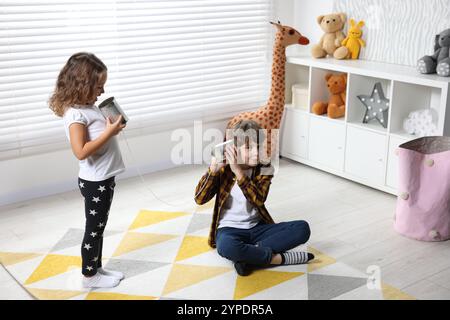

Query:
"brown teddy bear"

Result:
[[312, 73, 347, 119], [311, 13, 349, 60]]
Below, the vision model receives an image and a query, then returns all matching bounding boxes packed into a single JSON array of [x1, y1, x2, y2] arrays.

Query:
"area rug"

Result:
[[0, 205, 415, 300]]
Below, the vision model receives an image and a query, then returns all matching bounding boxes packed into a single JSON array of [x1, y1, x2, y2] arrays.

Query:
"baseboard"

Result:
[[0, 160, 178, 208]]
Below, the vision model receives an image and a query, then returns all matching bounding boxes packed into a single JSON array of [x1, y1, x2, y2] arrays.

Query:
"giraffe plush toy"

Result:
[[227, 21, 309, 157]]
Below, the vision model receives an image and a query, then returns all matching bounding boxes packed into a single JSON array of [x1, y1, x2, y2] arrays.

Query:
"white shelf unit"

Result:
[[281, 55, 450, 195]]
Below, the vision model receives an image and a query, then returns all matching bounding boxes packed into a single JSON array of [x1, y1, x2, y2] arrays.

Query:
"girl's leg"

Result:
[[78, 177, 115, 276], [216, 228, 273, 266], [96, 178, 115, 269]]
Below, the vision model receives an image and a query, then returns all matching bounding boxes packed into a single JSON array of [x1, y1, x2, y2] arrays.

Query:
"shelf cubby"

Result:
[[346, 73, 392, 134], [310, 67, 347, 115], [284, 63, 310, 108], [389, 81, 442, 136]]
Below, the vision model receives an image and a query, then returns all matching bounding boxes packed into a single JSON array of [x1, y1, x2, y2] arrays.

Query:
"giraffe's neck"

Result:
[[263, 33, 286, 117]]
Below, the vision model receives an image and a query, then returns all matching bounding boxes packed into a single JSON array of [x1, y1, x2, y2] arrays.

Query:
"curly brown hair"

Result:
[[49, 52, 107, 117]]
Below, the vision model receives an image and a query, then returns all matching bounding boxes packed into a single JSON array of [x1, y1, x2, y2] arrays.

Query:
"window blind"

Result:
[[0, 0, 273, 159]]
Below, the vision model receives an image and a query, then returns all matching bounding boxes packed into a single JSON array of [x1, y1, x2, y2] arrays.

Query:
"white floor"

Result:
[[1, 158, 450, 300]]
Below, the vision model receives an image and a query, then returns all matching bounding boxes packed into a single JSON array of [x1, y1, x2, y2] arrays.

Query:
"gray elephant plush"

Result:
[[417, 28, 450, 77]]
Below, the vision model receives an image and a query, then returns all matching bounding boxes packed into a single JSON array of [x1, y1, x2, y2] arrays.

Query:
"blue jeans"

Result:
[[216, 220, 311, 265]]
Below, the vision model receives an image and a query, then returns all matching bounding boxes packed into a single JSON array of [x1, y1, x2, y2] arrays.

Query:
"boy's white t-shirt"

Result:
[[218, 169, 262, 229], [63, 105, 125, 182]]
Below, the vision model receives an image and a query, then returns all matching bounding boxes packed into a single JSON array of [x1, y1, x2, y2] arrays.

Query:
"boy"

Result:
[[194, 120, 313, 276]]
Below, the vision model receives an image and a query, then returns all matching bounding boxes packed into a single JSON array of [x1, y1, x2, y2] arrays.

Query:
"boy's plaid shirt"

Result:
[[194, 164, 275, 248]]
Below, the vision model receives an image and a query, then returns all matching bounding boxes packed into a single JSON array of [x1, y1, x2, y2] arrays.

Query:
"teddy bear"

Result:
[[339, 19, 366, 59], [311, 12, 349, 60], [312, 73, 347, 119], [417, 28, 450, 77]]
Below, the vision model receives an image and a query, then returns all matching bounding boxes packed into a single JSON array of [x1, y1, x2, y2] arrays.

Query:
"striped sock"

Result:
[[280, 251, 314, 265]]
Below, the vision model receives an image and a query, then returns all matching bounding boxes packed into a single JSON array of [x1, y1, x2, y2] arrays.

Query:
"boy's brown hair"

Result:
[[228, 119, 265, 148]]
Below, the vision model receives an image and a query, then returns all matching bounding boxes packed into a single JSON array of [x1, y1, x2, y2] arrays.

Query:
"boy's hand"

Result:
[[225, 145, 243, 179], [105, 115, 126, 137], [209, 156, 226, 173]]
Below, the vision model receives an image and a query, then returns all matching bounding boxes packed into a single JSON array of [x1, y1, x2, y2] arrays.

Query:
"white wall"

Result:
[[0, 120, 228, 206], [279, 0, 335, 56], [0, 0, 316, 207], [294, 0, 334, 45], [0, 0, 294, 205], [334, 0, 450, 66]]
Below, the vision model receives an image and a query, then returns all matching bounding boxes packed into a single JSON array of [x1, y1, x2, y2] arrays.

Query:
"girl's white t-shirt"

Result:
[[218, 169, 261, 229], [63, 105, 125, 182]]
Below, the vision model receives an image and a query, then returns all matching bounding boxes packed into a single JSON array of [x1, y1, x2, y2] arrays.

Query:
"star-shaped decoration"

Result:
[[89, 209, 97, 216], [357, 82, 390, 128], [98, 185, 106, 192], [98, 222, 105, 228], [92, 196, 101, 203], [79, 182, 85, 188], [84, 243, 92, 250], [86, 266, 93, 271], [90, 232, 98, 238], [92, 257, 99, 262]]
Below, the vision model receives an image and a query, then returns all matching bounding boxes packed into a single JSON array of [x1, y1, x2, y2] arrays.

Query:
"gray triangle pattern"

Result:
[[186, 213, 212, 234], [307, 273, 367, 300], [51, 228, 122, 252], [104, 258, 169, 279]]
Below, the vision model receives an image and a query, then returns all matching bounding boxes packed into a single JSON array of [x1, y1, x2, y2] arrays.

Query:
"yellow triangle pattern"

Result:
[[86, 292, 157, 300], [24, 254, 81, 285], [0, 252, 42, 266], [163, 264, 231, 295], [307, 246, 336, 273], [234, 270, 304, 300], [129, 210, 189, 230], [175, 236, 212, 262], [381, 283, 416, 300], [113, 232, 178, 257], [27, 288, 85, 300]]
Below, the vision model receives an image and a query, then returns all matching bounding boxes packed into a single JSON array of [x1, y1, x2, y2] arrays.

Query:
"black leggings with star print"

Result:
[[78, 176, 116, 276]]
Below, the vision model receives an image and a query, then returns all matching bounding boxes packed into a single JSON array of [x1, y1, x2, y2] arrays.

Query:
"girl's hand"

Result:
[[105, 115, 126, 137], [225, 145, 243, 179]]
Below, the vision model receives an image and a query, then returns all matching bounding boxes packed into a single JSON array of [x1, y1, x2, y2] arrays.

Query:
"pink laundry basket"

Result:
[[394, 136, 450, 241]]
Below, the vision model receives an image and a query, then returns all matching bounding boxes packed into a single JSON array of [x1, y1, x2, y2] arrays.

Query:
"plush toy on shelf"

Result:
[[311, 13, 348, 60], [312, 73, 347, 119], [339, 19, 366, 60], [403, 109, 439, 137], [417, 28, 450, 77]]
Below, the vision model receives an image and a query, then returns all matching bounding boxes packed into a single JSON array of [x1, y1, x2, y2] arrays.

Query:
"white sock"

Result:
[[98, 267, 124, 280], [82, 273, 120, 288], [281, 251, 314, 265]]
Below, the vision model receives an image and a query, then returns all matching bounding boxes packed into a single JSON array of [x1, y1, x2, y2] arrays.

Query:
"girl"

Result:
[[49, 52, 126, 288], [195, 120, 314, 276]]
